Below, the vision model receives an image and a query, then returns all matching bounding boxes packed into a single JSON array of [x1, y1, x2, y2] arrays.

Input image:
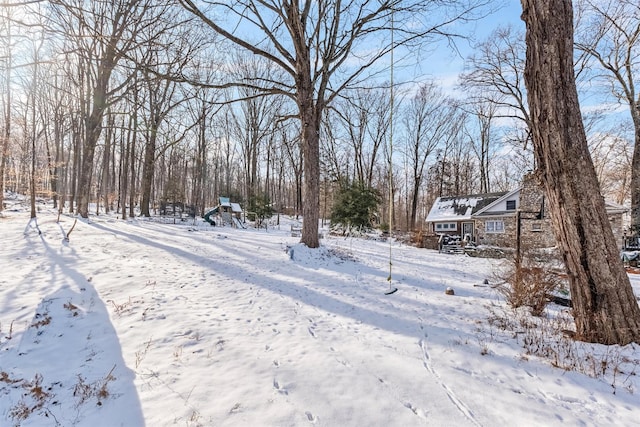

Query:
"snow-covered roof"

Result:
[[426, 192, 508, 222], [230, 202, 242, 213], [219, 196, 231, 207]]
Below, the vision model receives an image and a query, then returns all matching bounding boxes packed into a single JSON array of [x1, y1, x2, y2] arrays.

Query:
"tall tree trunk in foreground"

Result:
[[522, 0, 640, 344]]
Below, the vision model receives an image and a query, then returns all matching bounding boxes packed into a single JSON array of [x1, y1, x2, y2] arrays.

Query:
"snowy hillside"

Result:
[[1, 201, 640, 426]]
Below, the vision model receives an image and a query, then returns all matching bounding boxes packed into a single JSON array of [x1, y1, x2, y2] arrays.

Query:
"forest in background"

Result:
[[0, 0, 636, 233]]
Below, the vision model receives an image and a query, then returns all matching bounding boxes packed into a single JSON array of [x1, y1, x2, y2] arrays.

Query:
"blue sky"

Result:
[[425, 1, 524, 92]]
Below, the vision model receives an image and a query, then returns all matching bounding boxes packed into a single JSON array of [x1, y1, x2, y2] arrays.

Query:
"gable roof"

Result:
[[427, 187, 628, 224], [472, 187, 521, 217], [426, 192, 508, 222]]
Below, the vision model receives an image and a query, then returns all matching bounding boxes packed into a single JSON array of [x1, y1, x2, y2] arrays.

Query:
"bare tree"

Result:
[[459, 25, 531, 147], [215, 108, 241, 198], [402, 82, 455, 230], [333, 88, 390, 189], [464, 98, 500, 193], [48, 0, 175, 218], [180, 0, 490, 248], [136, 12, 205, 217], [574, 0, 640, 236], [42, 65, 73, 212], [227, 53, 286, 207], [589, 132, 632, 205], [0, 7, 15, 213], [138, 71, 184, 217], [521, 0, 640, 344], [281, 123, 304, 218], [184, 68, 222, 216], [24, 32, 46, 218]]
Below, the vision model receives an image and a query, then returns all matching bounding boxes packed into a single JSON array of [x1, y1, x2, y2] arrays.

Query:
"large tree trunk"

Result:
[[77, 87, 108, 218], [101, 114, 114, 214], [300, 101, 321, 248], [522, 0, 640, 344], [140, 128, 157, 217], [294, 10, 320, 248], [296, 73, 321, 247], [630, 115, 640, 235]]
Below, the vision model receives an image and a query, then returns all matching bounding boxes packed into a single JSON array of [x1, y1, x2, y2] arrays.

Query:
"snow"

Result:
[[2, 199, 640, 426], [425, 196, 483, 222]]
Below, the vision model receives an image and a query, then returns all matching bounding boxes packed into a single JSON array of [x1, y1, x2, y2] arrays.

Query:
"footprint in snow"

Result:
[[305, 411, 317, 423], [273, 379, 288, 395]]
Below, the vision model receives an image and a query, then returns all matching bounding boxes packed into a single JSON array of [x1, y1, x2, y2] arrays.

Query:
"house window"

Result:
[[435, 222, 457, 232], [485, 220, 504, 233], [506, 200, 516, 210]]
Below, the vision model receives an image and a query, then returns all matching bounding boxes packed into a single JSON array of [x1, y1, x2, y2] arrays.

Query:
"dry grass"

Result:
[[495, 248, 567, 316], [485, 303, 639, 393], [73, 366, 117, 408]]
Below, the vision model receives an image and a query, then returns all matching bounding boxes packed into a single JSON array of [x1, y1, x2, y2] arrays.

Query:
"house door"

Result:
[[462, 222, 474, 240]]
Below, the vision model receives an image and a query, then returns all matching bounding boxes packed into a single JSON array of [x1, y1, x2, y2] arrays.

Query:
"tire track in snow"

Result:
[[419, 336, 482, 427]]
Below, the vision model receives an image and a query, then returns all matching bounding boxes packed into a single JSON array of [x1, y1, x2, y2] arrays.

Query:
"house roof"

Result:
[[427, 187, 628, 224], [426, 192, 508, 222], [473, 187, 521, 217]]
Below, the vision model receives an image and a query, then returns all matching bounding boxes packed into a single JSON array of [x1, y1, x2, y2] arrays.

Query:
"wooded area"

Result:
[[0, 0, 634, 238], [1, 0, 640, 343]]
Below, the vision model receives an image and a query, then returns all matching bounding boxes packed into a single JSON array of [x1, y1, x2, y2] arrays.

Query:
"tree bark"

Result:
[[630, 115, 640, 234], [140, 126, 157, 217], [299, 86, 321, 248], [119, 116, 130, 220], [522, 0, 640, 344], [77, 79, 109, 218]]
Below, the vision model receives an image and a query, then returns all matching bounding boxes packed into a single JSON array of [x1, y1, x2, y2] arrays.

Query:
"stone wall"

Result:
[[422, 234, 440, 250], [609, 213, 625, 249], [424, 172, 626, 252], [474, 215, 517, 247], [518, 172, 625, 249], [520, 216, 557, 249]]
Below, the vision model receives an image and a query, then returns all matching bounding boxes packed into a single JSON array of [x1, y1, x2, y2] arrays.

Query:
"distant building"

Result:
[[425, 174, 627, 251]]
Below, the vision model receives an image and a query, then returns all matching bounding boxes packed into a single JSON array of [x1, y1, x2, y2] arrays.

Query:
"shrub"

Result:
[[496, 248, 567, 316], [330, 180, 380, 232]]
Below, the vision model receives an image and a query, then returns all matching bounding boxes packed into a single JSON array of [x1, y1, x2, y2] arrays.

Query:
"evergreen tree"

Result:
[[330, 181, 380, 231]]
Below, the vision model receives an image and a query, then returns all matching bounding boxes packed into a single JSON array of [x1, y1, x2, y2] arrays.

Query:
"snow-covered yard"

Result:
[[1, 199, 640, 426]]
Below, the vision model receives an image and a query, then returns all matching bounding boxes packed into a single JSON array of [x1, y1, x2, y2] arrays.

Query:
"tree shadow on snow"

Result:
[[86, 220, 479, 344], [1, 226, 145, 427]]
